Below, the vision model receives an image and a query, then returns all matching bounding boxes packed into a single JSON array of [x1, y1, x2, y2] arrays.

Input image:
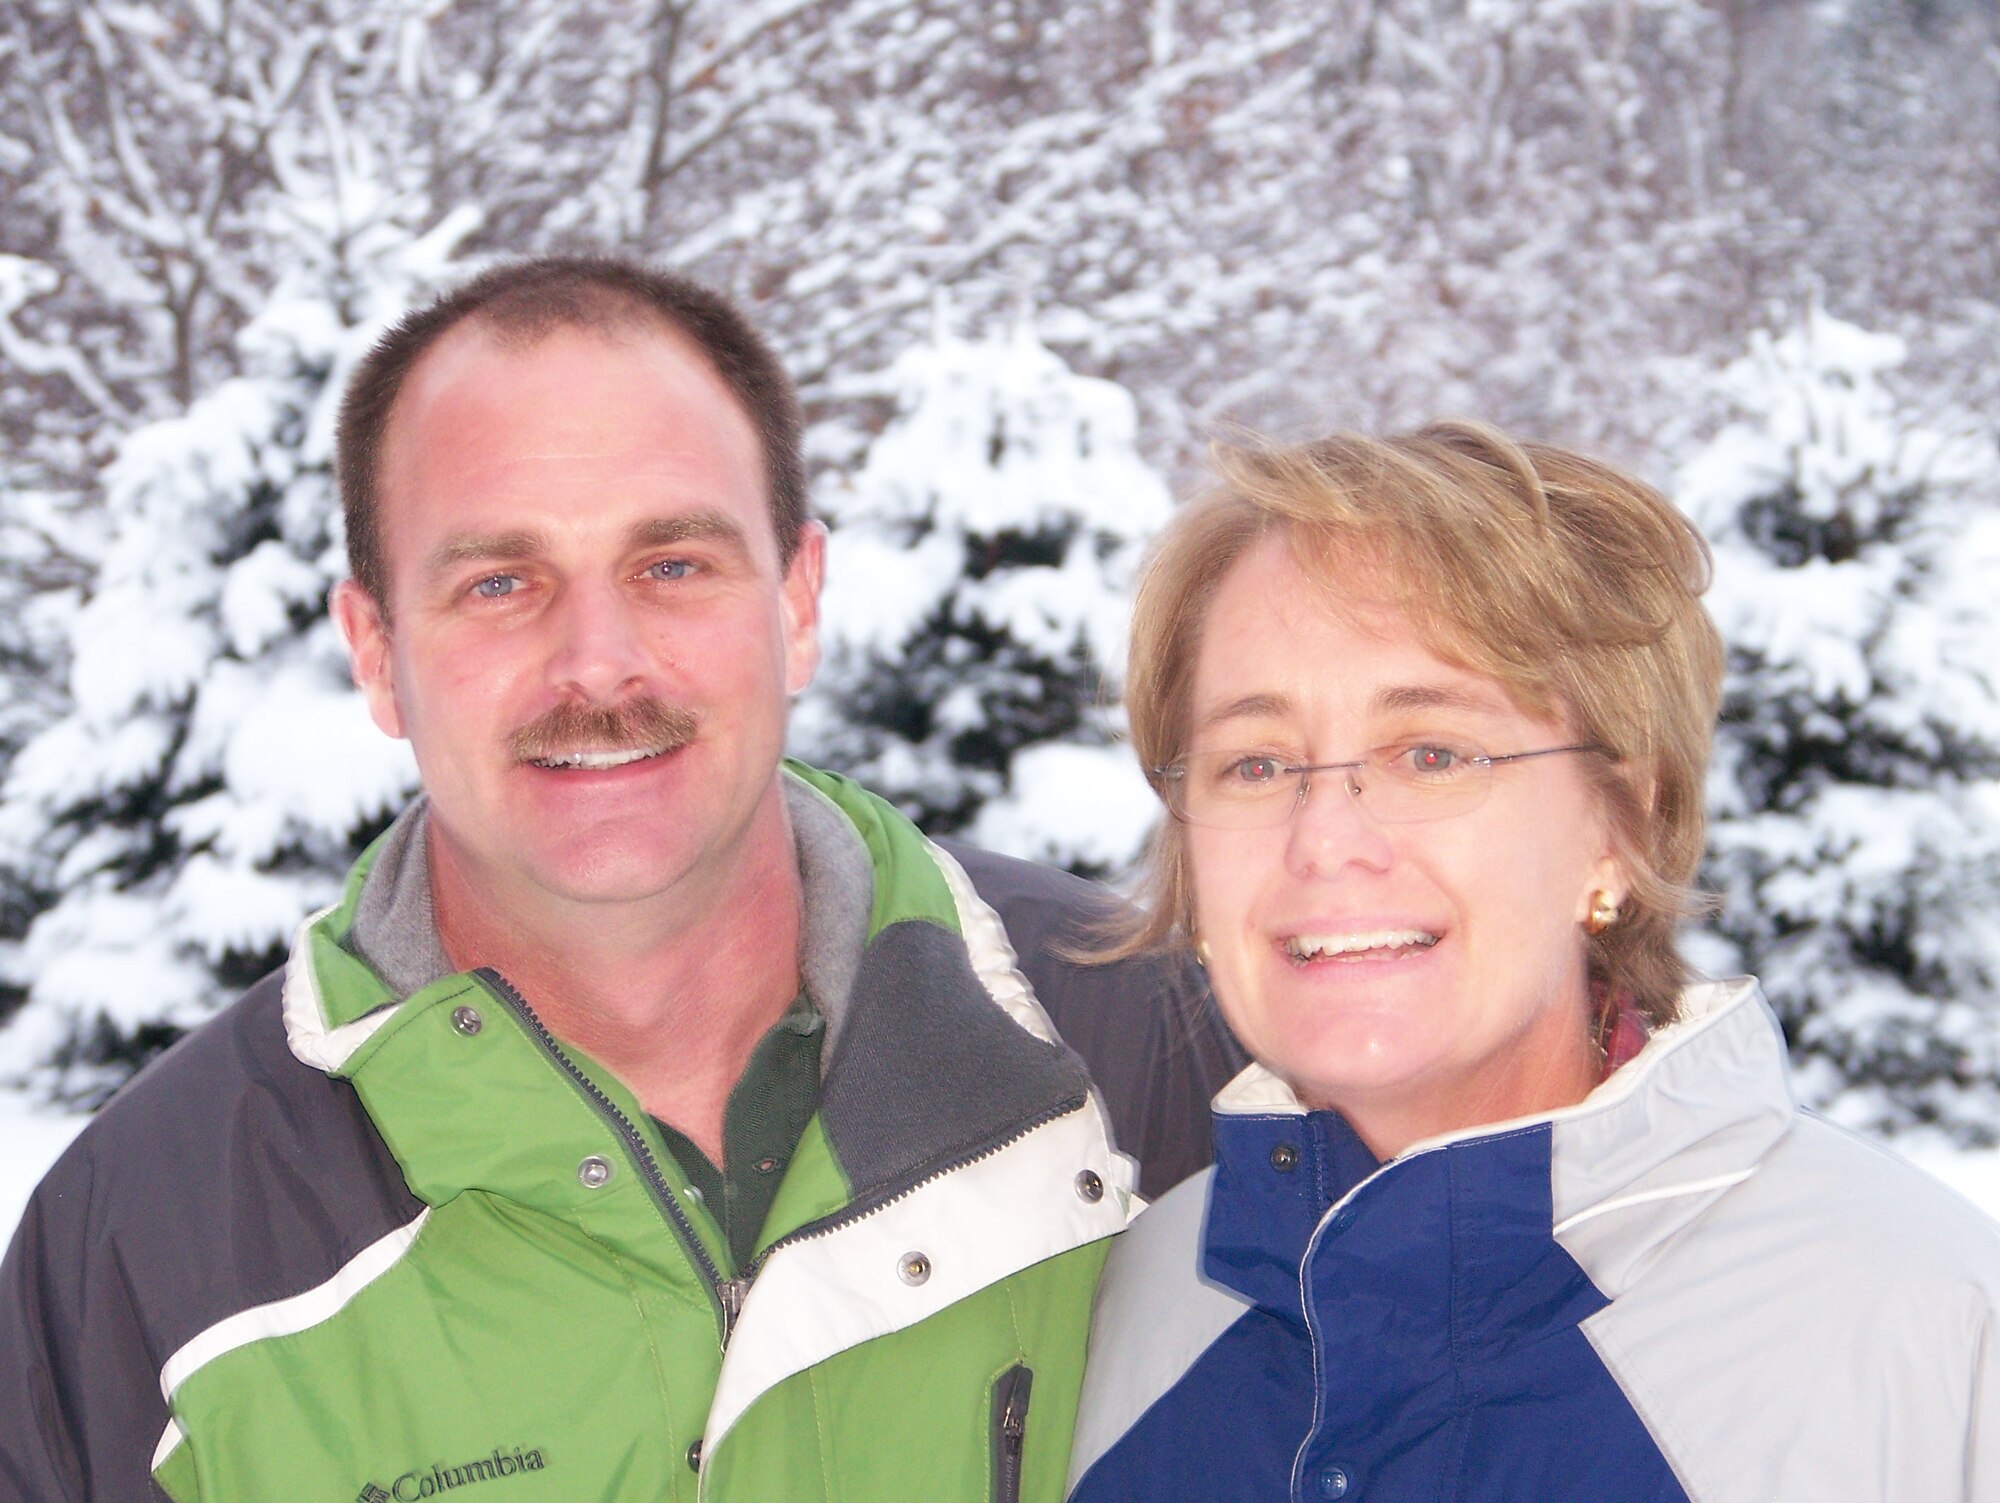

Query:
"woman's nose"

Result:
[[1286, 767, 1393, 877]]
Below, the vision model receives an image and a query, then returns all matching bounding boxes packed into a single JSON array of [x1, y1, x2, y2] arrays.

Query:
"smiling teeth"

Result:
[[1286, 930, 1439, 960], [532, 747, 664, 771]]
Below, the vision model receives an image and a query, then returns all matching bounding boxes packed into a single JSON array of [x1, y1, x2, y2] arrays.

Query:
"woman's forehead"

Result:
[[1188, 538, 1556, 736]]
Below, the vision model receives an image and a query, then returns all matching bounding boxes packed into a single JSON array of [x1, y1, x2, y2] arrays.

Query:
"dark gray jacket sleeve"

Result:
[[0, 970, 420, 1503], [943, 841, 1245, 1200], [0, 1139, 172, 1502]]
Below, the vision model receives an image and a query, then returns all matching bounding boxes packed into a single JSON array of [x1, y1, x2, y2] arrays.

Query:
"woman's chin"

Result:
[[1225, 952, 1454, 1097], [1252, 1015, 1462, 1117]]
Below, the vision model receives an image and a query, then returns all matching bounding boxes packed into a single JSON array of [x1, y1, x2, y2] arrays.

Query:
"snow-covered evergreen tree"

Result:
[[0, 203, 467, 1104], [799, 320, 1171, 876], [1684, 306, 2000, 1140]]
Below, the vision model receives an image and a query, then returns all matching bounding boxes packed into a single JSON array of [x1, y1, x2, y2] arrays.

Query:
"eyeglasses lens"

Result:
[[1167, 747, 1494, 829]]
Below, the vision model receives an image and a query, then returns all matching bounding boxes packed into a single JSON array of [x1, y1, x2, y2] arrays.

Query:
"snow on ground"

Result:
[[0, 1087, 88, 1241], [4, 1085, 2000, 1257], [1892, 1137, 2000, 1221]]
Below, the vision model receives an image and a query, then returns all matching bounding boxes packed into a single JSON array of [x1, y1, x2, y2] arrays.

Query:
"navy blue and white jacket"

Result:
[[1068, 979, 2000, 1503]]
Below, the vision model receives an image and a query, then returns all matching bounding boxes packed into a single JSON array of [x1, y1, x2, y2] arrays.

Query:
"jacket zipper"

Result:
[[737, 1093, 1088, 1282], [475, 969, 741, 1343], [990, 1364, 1034, 1503], [483, 962, 1094, 1344]]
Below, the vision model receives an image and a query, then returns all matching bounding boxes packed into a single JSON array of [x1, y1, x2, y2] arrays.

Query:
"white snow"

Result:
[[804, 320, 1174, 875], [1688, 306, 2000, 1141], [1887, 1138, 2000, 1225], [0, 1089, 89, 1244], [965, 741, 1162, 871]]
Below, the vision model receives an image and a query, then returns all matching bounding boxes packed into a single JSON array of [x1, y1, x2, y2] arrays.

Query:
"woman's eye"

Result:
[[1227, 755, 1283, 785], [472, 574, 518, 599], [646, 559, 692, 582], [1404, 744, 1461, 774]]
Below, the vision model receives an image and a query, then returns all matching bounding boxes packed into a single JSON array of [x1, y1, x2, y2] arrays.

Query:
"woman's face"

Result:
[[1184, 536, 1622, 1156]]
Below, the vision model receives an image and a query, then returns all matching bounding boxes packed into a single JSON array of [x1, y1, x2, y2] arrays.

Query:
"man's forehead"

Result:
[[377, 313, 766, 494], [369, 312, 779, 586], [398, 310, 723, 404]]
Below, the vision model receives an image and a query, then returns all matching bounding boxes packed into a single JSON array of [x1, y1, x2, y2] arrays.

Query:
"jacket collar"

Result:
[[1202, 979, 1792, 1310], [335, 771, 876, 1062], [278, 762, 1107, 1231]]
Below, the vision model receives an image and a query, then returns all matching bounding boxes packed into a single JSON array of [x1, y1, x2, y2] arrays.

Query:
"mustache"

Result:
[[509, 698, 700, 763]]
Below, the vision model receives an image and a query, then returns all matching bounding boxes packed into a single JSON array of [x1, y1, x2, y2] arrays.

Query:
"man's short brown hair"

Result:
[[335, 255, 807, 606]]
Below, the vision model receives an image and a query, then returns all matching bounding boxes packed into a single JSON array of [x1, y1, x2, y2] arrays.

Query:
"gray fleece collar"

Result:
[[343, 773, 876, 1065]]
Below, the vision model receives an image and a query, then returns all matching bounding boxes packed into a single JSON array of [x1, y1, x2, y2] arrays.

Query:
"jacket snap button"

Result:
[[685, 1439, 702, 1472], [576, 1155, 614, 1189], [1316, 1464, 1352, 1498], [1269, 1143, 1299, 1172], [898, 1251, 931, 1286], [450, 1005, 483, 1036], [1074, 1169, 1104, 1203]]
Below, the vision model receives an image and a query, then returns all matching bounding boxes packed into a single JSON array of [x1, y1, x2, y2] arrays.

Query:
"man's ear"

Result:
[[781, 520, 827, 697], [329, 578, 406, 740]]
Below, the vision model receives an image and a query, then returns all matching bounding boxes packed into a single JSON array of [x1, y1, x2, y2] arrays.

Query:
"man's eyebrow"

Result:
[[627, 511, 751, 557], [425, 530, 546, 576], [422, 512, 754, 579], [1196, 692, 1292, 731], [1372, 683, 1510, 716]]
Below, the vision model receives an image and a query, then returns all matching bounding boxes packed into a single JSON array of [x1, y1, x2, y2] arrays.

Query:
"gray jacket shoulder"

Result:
[[1585, 1112, 2000, 1503], [942, 841, 1244, 1200]]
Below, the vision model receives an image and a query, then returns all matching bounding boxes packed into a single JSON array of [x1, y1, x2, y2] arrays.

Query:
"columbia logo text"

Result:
[[356, 1446, 547, 1501]]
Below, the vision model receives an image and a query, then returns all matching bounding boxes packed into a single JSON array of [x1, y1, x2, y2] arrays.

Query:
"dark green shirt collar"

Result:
[[652, 992, 825, 1272]]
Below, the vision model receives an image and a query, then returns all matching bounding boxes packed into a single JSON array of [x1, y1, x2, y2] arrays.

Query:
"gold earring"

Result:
[[1585, 891, 1621, 936], [1193, 935, 1212, 967]]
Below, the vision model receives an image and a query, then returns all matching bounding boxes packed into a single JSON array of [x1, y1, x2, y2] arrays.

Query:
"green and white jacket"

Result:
[[0, 765, 1140, 1502]]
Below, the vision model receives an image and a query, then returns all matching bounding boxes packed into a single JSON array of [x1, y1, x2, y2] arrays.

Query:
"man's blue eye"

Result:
[[473, 575, 517, 599], [648, 559, 692, 581]]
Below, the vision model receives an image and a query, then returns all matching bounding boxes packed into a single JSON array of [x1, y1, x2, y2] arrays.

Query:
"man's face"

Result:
[[334, 320, 822, 924]]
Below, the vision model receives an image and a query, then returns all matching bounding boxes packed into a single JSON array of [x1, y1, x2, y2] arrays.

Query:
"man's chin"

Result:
[[518, 839, 711, 910]]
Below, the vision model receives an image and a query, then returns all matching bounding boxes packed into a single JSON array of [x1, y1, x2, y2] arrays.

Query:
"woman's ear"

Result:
[[1577, 847, 1630, 933]]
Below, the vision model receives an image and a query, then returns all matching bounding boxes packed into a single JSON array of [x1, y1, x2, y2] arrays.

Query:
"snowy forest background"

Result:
[[7, 0, 2000, 1230]]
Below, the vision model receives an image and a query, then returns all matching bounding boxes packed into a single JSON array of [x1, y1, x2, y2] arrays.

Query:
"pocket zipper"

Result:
[[991, 1363, 1034, 1503]]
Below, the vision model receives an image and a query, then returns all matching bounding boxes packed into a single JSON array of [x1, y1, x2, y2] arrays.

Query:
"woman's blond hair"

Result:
[[1111, 420, 1724, 1026]]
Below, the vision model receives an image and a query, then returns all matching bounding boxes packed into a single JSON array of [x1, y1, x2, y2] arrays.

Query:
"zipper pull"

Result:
[[718, 1275, 754, 1344], [990, 1364, 1033, 1503], [1001, 1389, 1027, 1451]]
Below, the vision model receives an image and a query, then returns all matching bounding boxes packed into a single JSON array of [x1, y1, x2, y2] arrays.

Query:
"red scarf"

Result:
[[1597, 989, 1650, 1080]]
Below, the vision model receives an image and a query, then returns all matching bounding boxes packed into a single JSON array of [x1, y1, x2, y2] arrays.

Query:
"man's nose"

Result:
[[1285, 765, 1393, 878], [545, 583, 649, 701]]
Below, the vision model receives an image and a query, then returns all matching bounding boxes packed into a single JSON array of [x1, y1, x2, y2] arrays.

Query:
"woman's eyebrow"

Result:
[[1371, 683, 1510, 716], [1195, 693, 1292, 732]]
